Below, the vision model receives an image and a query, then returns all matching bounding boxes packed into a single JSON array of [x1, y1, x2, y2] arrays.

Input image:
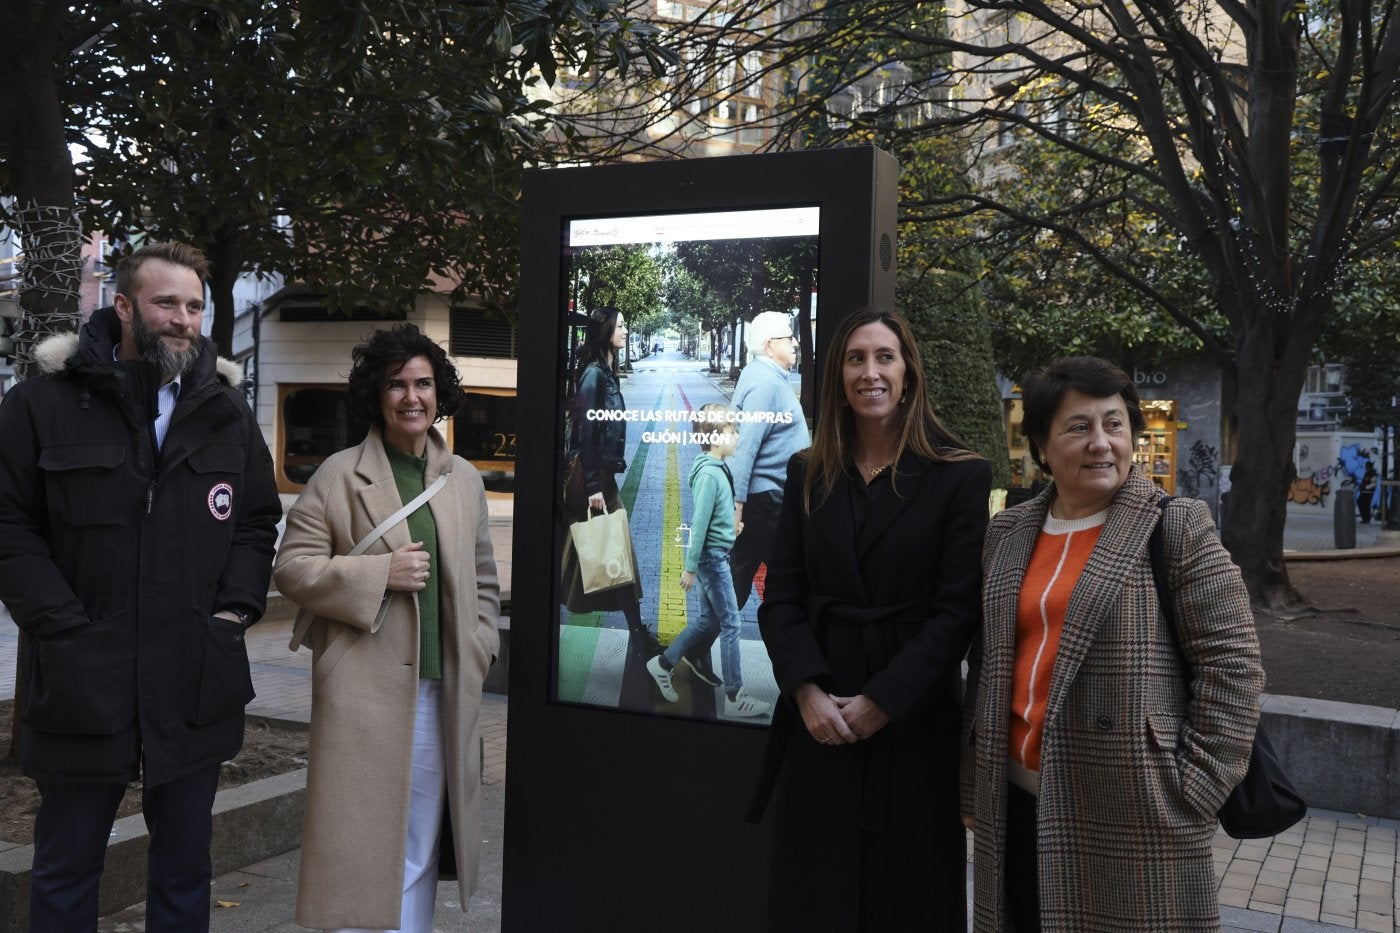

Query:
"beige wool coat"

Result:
[[960, 470, 1262, 932], [274, 426, 500, 930]]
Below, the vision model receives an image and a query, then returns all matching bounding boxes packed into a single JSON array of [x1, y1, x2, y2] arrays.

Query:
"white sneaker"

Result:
[[724, 689, 772, 718], [647, 656, 678, 702]]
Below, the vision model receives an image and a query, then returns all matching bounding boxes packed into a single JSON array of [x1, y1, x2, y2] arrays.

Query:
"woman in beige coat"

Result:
[[276, 324, 499, 932], [961, 356, 1262, 932]]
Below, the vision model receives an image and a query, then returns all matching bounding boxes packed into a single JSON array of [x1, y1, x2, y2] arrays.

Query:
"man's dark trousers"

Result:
[[30, 763, 221, 932], [731, 491, 782, 609]]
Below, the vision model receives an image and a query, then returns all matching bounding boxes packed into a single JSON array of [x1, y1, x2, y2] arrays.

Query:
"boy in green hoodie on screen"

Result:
[[647, 403, 773, 718]]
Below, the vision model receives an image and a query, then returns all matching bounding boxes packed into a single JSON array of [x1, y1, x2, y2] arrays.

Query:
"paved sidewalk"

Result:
[[1283, 504, 1400, 556]]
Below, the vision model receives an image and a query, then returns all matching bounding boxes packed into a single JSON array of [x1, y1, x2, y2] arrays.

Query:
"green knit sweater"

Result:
[[385, 441, 442, 680]]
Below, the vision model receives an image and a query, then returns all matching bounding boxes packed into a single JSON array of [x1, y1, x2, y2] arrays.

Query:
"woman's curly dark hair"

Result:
[[347, 324, 464, 427]]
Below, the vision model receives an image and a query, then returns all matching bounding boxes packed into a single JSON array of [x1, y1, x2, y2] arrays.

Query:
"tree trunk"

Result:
[[5, 6, 80, 380], [1218, 337, 1310, 610], [4, 2, 81, 762], [207, 226, 244, 356]]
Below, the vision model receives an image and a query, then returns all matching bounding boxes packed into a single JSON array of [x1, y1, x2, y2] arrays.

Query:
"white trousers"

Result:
[[332, 678, 446, 933]]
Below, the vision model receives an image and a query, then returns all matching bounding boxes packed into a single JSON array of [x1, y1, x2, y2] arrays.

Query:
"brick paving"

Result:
[[1211, 817, 1400, 931]]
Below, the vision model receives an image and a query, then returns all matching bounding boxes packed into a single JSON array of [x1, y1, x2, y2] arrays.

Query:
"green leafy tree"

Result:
[[669, 238, 817, 372], [571, 245, 665, 318], [79, 0, 673, 350], [0, 4, 121, 378], [661, 262, 709, 359], [973, 130, 1228, 381], [6, 1, 671, 362], [1339, 350, 1400, 438], [901, 270, 1011, 488], [661, 255, 750, 369], [566, 243, 665, 366]]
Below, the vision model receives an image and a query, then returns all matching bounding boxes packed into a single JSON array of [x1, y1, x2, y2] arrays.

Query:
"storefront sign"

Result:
[[1134, 367, 1170, 388]]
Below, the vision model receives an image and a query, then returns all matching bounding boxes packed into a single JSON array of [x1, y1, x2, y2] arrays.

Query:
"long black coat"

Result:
[[755, 451, 991, 931], [574, 361, 626, 499], [0, 308, 281, 786]]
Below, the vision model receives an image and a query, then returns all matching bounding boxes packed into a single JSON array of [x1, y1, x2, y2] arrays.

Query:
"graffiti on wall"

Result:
[[1337, 444, 1381, 513], [1289, 442, 1332, 508], [1289, 443, 1380, 508], [1288, 474, 1330, 506], [1337, 444, 1375, 488], [1176, 440, 1220, 498]]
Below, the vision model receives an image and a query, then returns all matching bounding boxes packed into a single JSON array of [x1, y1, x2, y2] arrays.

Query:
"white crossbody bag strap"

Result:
[[287, 471, 450, 651]]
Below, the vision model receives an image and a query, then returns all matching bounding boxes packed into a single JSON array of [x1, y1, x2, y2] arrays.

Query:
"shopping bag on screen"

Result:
[[569, 506, 636, 594]]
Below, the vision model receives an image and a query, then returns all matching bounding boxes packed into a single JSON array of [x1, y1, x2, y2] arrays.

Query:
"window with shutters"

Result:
[[450, 307, 516, 359]]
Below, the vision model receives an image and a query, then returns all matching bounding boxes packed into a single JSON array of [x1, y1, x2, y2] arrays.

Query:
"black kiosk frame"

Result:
[[505, 146, 899, 932]]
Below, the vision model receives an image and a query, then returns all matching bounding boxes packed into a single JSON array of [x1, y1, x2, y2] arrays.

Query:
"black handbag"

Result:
[[1149, 497, 1307, 839]]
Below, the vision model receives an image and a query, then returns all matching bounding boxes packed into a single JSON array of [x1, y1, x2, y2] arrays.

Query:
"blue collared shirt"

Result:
[[114, 348, 182, 450]]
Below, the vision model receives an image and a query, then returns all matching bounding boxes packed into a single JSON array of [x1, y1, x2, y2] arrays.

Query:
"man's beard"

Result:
[[130, 301, 201, 380]]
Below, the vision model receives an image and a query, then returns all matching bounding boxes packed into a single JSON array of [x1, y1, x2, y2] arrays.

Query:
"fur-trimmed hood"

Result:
[[33, 308, 244, 387]]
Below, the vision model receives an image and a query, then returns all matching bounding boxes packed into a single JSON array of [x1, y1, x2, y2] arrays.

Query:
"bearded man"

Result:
[[0, 241, 280, 931]]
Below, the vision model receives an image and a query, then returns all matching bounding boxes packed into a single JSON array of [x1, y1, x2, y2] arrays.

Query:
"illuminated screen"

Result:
[[553, 205, 820, 724]]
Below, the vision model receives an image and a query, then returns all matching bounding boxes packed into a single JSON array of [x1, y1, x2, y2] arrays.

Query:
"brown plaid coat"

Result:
[[960, 470, 1262, 931]]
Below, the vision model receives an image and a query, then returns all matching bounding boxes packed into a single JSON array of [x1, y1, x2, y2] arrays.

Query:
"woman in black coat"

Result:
[[560, 307, 660, 662], [752, 308, 991, 930]]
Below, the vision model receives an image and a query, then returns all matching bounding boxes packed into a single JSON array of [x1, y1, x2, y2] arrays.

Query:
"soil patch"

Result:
[[1255, 556, 1400, 709], [0, 705, 307, 846]]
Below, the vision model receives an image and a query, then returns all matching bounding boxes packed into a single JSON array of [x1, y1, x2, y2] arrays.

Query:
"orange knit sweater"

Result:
[[1009, 512, 1107, 775]]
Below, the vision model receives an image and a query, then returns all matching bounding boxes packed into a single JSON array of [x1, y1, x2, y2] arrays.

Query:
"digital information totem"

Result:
[[505, 146, 898, 931]]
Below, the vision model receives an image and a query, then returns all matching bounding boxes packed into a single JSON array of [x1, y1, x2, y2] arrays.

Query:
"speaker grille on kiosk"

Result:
[[879, 232, 893, 271]]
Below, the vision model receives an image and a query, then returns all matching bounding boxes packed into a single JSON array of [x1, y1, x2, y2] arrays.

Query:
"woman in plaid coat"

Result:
[[961, 356, 1263, 931]]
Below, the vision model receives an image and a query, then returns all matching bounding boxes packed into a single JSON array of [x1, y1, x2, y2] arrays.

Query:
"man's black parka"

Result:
[[0, 307, 281, 786]]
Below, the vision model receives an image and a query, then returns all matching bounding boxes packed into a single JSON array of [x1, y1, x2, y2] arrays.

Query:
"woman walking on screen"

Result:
[[560, 307, 660, 669]]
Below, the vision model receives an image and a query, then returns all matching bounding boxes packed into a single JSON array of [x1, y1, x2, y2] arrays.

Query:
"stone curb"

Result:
[[1263, 694, 1400, 819], [1284, 546, 1400, 561]]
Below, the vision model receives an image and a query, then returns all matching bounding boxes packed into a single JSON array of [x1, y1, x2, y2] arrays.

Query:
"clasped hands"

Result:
[[387, 541, 431, 592], [795, 682, 889, 746]]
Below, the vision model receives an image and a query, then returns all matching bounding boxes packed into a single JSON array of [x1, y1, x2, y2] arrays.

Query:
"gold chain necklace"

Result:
[[857, 459, 893, 478]]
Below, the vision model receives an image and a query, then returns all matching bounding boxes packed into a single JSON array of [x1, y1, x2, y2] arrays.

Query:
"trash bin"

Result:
[[1334, 488, 1357, 549]]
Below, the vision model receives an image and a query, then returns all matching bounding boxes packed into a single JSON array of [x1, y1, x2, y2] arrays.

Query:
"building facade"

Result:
[[238, 289, 518, 512]]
